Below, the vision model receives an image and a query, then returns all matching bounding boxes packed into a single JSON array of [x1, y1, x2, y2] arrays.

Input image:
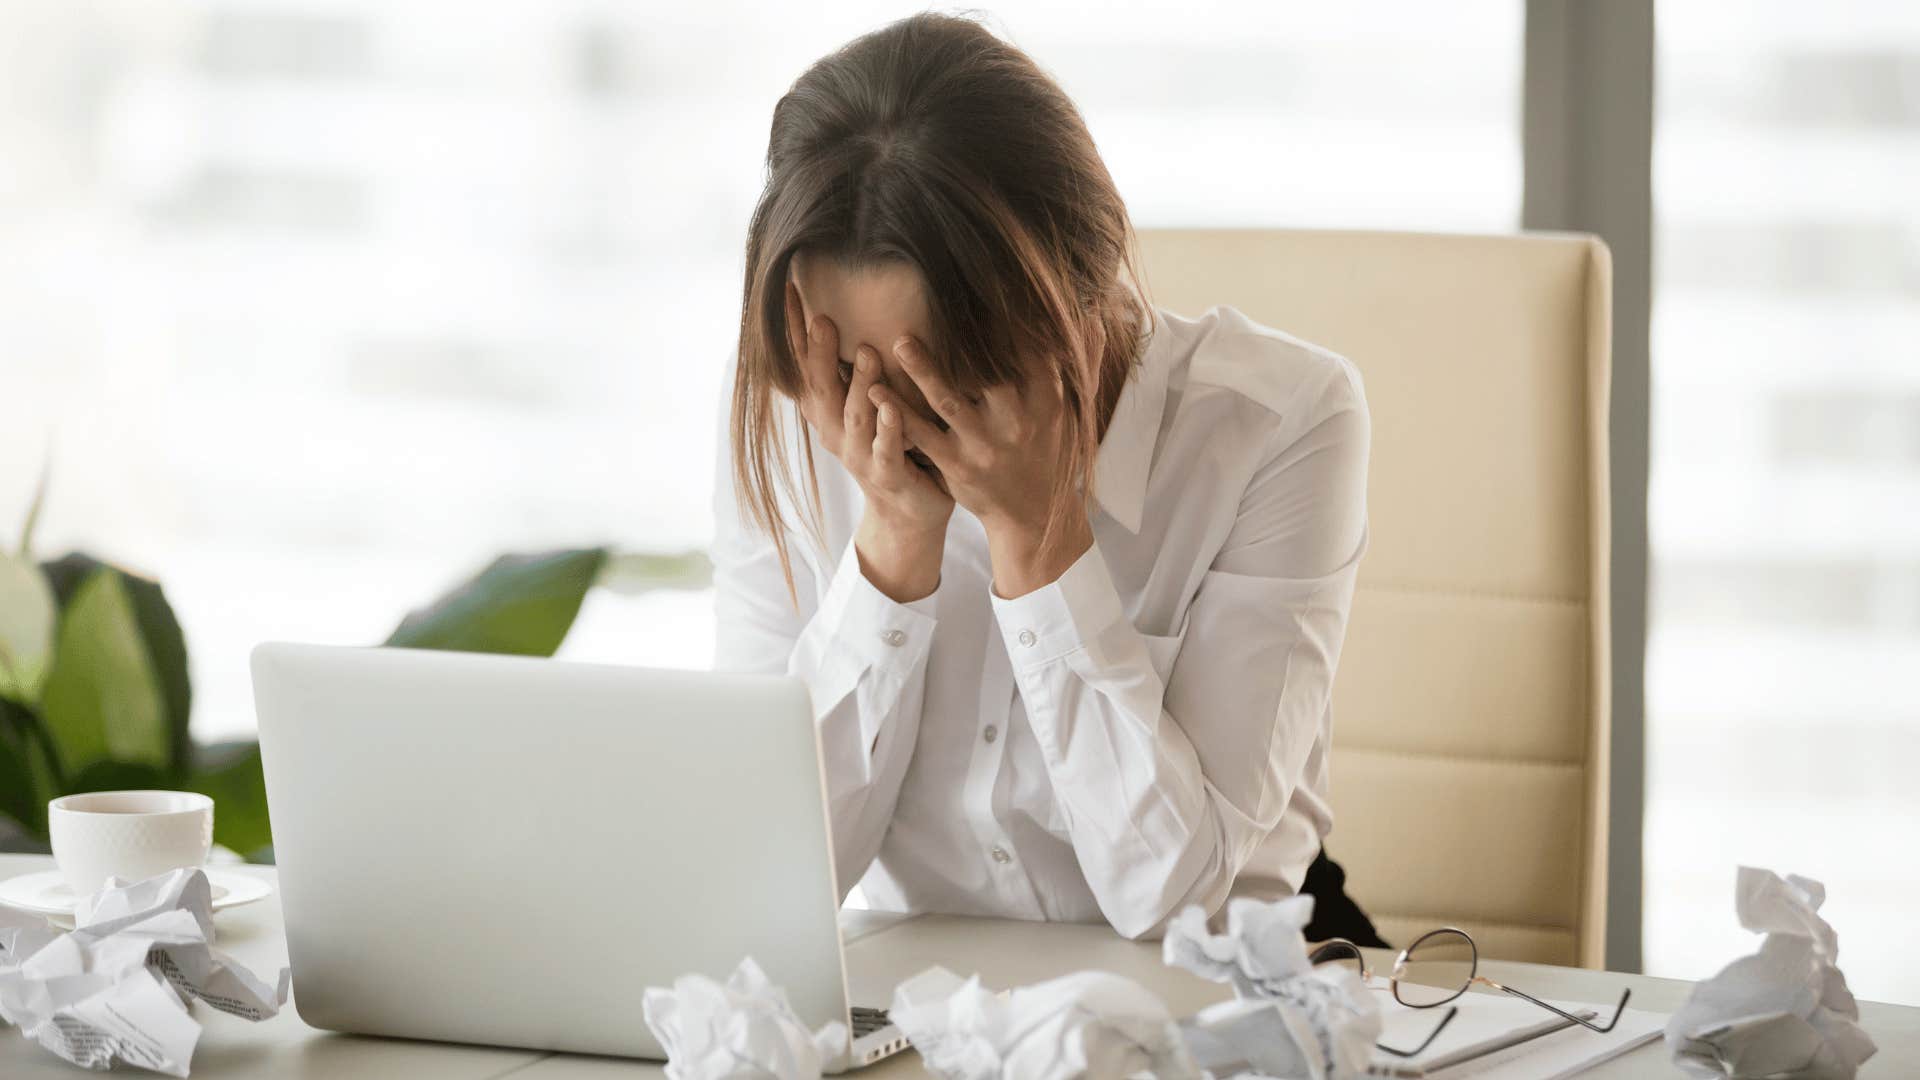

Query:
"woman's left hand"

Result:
[[867, 333, 1094, 598]]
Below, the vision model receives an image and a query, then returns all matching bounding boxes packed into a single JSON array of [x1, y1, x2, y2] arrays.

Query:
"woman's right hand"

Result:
[[786, 278, 953, 603]]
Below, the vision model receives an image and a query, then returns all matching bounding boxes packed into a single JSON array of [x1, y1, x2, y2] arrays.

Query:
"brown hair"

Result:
[[731, 10, 1154, 599]]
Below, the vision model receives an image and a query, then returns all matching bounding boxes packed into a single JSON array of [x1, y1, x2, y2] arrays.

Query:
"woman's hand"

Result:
[[868, 333, 1095, 599], [786, 279, 953, 603]]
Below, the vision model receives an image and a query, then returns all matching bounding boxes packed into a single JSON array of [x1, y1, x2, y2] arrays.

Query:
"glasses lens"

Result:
[[1309, 940, 1365, 979], [1394, 929, 1474, 1007]]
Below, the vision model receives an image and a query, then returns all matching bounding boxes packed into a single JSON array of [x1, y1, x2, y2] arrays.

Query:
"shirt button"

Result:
[[983, 725, 998, 744], [990, 845, 1012, 865], [1017, 629, 1036, 647], [880, 629, 906, 647]]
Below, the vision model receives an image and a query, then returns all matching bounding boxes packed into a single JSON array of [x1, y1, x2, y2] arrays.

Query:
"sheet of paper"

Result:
[[1368, 987, 1664, 1078], [1419, 1004, 1664, 1079]]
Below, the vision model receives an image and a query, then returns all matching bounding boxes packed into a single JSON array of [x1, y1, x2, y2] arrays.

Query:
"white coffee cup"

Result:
[[48, 789, 214, 899]]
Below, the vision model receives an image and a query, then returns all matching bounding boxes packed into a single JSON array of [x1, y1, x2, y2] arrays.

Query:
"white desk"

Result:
[[3, 855, 1914, 1077]]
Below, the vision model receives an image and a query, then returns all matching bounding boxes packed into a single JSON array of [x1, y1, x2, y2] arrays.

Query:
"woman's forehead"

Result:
[[791, 252, 932, 352]]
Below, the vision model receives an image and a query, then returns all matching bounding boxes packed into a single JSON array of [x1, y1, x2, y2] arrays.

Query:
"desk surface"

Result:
[[2, 855, 1913, 1077]]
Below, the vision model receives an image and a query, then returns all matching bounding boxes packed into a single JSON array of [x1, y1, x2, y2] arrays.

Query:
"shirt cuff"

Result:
[[990, 540, 1126, 672], [814, 538, 939, 676]]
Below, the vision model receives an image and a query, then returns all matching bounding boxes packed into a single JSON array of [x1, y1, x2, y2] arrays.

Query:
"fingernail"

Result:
[[879, 403, 896, 426], [893, 336, 910, 355], [856, 346, 872, 371]]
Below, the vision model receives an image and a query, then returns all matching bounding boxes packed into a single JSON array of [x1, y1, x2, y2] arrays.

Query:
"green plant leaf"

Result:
[[17, 451, 48, 559], [0, 700, 47, 837], [385, 548, 608, 656], [0, 552, 57, 705], [39, 569, 170, 774], [0, 725, 35, 830], [40, 551, 95, 609], [596, 550, 713, 594], [40, 553, 193, 781], [66, 758, 171, 793], [0, 697, 62, 839], [183, 740, 271, 859], [123, 573, 191, 780]]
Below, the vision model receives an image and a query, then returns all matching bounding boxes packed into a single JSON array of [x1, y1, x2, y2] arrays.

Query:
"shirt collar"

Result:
[[1092, 305, 1171, 534]]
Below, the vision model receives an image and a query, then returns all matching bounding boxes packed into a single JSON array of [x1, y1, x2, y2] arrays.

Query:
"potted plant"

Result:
[[0, 471, 707, 859]]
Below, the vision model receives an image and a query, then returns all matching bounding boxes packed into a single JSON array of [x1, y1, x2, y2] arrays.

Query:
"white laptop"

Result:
[[249, 641, 908, 1070]]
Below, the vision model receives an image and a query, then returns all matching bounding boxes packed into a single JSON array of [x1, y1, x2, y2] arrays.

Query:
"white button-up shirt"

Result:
[[709, 302, 1371, 940]]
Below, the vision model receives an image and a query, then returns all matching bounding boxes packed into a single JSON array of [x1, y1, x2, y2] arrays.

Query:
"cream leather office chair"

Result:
[[1136, 228, 1612, 968]]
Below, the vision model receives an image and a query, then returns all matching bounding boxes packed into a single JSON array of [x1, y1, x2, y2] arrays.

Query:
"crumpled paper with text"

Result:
[[0, 866, 289, 1076], [1665, 867, 1877, 1079]]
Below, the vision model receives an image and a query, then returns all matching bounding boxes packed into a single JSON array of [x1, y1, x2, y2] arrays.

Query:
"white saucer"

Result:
[[0, 867, 273, 920]]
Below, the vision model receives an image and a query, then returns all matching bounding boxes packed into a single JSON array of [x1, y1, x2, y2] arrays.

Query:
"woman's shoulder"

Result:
[[1158, 303, 1368, 444]]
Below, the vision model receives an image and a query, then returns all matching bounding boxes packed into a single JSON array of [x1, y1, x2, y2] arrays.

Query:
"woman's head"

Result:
[[785, 251, 945, 439], [732, 10, 1154, 593]]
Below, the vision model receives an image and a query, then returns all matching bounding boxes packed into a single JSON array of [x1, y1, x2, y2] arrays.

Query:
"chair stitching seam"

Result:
[[1358, 581, 1587, 606], [1372, 913, 1576, 935], [1336, 746, 1583, 769]]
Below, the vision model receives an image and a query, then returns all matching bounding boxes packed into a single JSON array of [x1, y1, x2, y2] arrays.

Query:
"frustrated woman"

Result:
[[711, 12, 1383, 945]]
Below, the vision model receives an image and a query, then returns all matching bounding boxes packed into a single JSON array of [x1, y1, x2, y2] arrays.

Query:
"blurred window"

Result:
[[0, 2, 1520, 745], [1647, 0, 1920, 1005]]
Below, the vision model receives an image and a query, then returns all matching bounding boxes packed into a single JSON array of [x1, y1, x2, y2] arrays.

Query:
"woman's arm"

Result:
[[709, 402, 941, 901], [988, 364, 1370, 939]]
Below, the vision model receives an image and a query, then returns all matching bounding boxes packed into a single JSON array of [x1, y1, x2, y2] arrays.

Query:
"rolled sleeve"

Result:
[[792, 537, 941, 750], [989, 541, 1127, 672]]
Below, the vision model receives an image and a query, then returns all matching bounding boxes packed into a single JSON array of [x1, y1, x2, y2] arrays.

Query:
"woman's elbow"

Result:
[[1105, 833, 1239, 941]]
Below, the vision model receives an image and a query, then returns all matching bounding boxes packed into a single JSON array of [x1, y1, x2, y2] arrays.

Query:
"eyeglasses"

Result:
[[1309, 927, 1632, 1058]]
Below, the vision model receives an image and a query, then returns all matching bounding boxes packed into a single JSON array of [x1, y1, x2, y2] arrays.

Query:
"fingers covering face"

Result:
[[870, 392, 909, 481], [844, 344, 880, 439], [891, 334, 984, 440], [869, 383, 953, 466], [786, 275, 843, 426]]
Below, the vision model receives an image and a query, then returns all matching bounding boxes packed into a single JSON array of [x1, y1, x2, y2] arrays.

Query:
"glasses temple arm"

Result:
[[1494, 983, 1633, 1034], [1373, 1005, 1458, 1058]]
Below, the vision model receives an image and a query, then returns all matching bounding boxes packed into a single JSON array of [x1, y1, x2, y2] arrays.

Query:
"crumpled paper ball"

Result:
[[0, 867, 289, 1077], [1163, 895, 1380, 1080], [0, 904, 59, 968], [1665, 867, 1878, 1079], [1177, 976, 1379, 1080], [1163, 895, 1317, 999], [641, 956, 849, 1080], [887, 964, 1202, 1080]]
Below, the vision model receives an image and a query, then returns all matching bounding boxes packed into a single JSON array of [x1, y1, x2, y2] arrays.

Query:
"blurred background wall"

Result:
[[0, 0, 1913, 1003]]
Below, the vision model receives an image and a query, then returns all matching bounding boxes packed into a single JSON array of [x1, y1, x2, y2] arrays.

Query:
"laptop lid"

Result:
[[250, 642, 850, 1059]]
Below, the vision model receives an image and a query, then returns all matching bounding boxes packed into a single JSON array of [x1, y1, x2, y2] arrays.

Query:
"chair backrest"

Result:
[[1136, 228, 1613, 968]]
